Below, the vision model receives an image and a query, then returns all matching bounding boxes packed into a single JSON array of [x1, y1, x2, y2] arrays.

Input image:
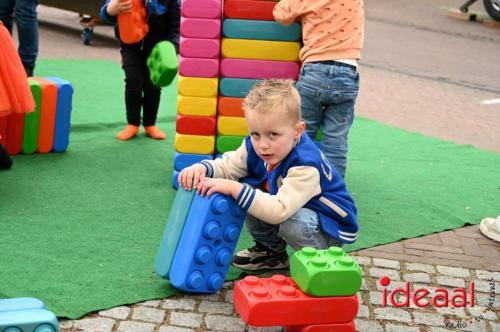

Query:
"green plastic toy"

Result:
[[147, 41, 178, 87], [290, 246, 362, 297], [216, 135, 244, 153]]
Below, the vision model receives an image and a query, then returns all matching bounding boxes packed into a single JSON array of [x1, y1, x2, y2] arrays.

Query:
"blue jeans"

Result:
[[296, 62, 360, 178], [0, 0, 39, 74], [246, 208, 342, 252]]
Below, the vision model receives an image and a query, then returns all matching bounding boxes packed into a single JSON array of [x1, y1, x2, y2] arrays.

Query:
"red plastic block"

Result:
[[218, 97, 244, 117], [223, 0, 276, 21], [286, 321, 355, 332], [5, 113, 24, 155], [31, 78, 57, 153], [234, 275, 358, 327], [0, 116, 7, 145], [176, 114, 216, 135], [117, 0, 149, 44]]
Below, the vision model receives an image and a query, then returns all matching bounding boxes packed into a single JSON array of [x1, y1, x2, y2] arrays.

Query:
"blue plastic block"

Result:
[[223, 19, 301, 41], [174, 152, 213, 171], [172, 170, 179, 189], [0, 309, 58, 332], [219, 78, 260, 97], [170, 193, 246, 293], [155, 187, 196, 278], [0, 298, 45, 312], [45, 77, 73, 152]]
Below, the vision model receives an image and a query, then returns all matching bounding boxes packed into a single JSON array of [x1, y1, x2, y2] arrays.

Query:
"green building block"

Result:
[[22, 79, 41, 154], [216, 135, 244, 153], [147, 41, 178, 87], [290, 247, 362, 297]]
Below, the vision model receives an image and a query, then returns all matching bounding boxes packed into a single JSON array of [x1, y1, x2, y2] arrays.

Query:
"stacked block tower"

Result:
[[0, 77, 73, 155], [0, 297, 59, 332], [172, 0, 301, 188], [234, 247, 363, 331], [173, 0, 223, 188]]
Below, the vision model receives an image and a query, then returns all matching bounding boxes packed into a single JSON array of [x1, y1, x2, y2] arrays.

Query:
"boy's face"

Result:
[[246, 108, 305, 165]]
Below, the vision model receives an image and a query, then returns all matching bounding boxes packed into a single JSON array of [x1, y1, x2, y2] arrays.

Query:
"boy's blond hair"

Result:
[[243, 79, 301, 123]]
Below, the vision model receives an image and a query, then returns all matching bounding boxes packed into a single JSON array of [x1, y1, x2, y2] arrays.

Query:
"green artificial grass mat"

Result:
[[0, 60, 499, 319]]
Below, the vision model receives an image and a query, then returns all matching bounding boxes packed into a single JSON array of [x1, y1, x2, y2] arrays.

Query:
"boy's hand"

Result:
[[178, 164, 206, 191], [197, 178, 243, 199], [107, 0, 133, 16]]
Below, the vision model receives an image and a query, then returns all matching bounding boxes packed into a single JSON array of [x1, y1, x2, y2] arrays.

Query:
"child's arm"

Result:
[[273, 0, 310, 26], [99, 0, 132, 24]]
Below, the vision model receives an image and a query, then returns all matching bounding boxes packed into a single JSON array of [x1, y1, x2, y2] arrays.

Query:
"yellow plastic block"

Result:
[[178, 76, 218, 98], [175, 133, 215, 154], [177, 95, 217, 116], [217, 116, 248, 136], [221, 38, 300, 62]]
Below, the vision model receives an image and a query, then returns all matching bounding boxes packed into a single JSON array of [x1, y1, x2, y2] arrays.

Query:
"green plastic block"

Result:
[[22, 79, 41, 154], [216, 135, 244, 153], [147, 41, 178, 87], [290, 247, 362, 297]]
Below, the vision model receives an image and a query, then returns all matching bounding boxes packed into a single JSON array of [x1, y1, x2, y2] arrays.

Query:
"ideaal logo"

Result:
[[379, 275, 475, 308]]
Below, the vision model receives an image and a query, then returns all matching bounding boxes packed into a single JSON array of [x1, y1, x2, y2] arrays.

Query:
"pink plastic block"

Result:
[[181, 0, 221, 19], [179, 56, 219, 78], [220, 58, 300, 80], [180, 37, 220, 59], [181, 17, 221, 39], [234, 275, 358, 327]]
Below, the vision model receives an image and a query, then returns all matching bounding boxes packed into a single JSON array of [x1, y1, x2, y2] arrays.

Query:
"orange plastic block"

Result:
[[176, 115, 216, 135], [223, 0, 277, 21], [117, 0, 149, 44], [5, 113, 23, 155], [31, 78, 57, 153], [218, 97, 244, 117], [234, 275, 358, 327], [286, 321, 355, 332]]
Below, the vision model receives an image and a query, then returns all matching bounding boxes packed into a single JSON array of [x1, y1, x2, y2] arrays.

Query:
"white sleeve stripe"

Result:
[[241, 187, 254, 208], [339, 230, 358, 237], [339, 234, 358, 242], [237, 185, 250, 206]]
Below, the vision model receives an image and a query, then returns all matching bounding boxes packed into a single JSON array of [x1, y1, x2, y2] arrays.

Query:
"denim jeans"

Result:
[[296, 62, 360, 178], [245, 208, 342, 252], [0, 0, 39, 74]]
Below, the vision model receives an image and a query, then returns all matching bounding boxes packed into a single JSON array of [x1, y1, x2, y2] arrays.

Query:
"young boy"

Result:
[[273, 0, 364, 178], [178, 80, 358, 271]]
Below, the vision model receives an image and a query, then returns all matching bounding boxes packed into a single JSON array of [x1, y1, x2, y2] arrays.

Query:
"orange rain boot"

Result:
[[144, 125, 166, 140], [116, 125, 139, 140]]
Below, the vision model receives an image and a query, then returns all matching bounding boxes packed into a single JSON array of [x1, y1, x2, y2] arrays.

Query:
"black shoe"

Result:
[[0, 144, 13, 170], [232, 243, 289, 271]]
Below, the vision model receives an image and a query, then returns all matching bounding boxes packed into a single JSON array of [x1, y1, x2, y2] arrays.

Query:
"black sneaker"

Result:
[[232, 243, 289, 271]]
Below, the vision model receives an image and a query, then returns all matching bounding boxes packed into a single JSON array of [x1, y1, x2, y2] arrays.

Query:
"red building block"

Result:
[[218, 97, 244, 117], [5, 113, 24, 155], [176, 114, 216, 135], [286, 321, 355, 332], [223, 0, 276, 21], [234, 275, 358, 327], [0, 116, 7, 146]]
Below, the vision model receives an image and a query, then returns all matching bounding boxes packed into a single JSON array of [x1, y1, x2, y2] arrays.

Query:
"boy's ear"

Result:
[[295, 120, 306, 139]]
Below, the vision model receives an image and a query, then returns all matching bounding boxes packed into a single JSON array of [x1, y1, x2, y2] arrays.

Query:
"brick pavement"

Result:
[[29, 5, 500, 332]]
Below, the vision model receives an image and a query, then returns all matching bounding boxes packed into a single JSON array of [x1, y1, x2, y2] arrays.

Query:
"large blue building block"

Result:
[[155, 187, 196, 278], [0, 298, 58, 332], [219, 78, 260, 98], [174, 152, 213, 171], [223, 19, 301, 42], [45, 77, 73, 152], [169, 193, 246, 293]]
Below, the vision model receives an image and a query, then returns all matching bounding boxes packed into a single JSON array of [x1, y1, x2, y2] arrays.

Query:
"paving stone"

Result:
[[373, 258, 400, 269], [403, 272, 431, 283], [116, 321, 155, 332], [225, 290, 234, 303], [162, 298, 196, 311], [191, 292, 221, 301], [358, 304, 369, 318], [204, 315, 246, 331], [373, 307, 412, 323], [435, 306, 465, 316], [467, 305, 498, 321], [247, 327, 282, 332], [436, 276, 465, 288], [354, 318, 383, 332], [58, 319, 73, 329], [73, 317, 115, 332], [352, 255, 371, 266], [385, 324, 421, 332], [369, 267, 400, 280], [475, 270, 500, 282], [375, 280, 407, 291], [360, 278, 369, 290], [169, 312, 203, 328], [489, 322, 500, 332], [138, 299, 161, 308], [159, 326, 195, 332], [436, 265, 470, 278], [198, 300, 233, 315], [131, 305, 165, 323], [474, 279, 499, 293], [99, 306, 130, 320], [413, 312, 445, 326], [474, 291, 500, 308], [405, 262, 435, 273], [369, 291, 384, 305]]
